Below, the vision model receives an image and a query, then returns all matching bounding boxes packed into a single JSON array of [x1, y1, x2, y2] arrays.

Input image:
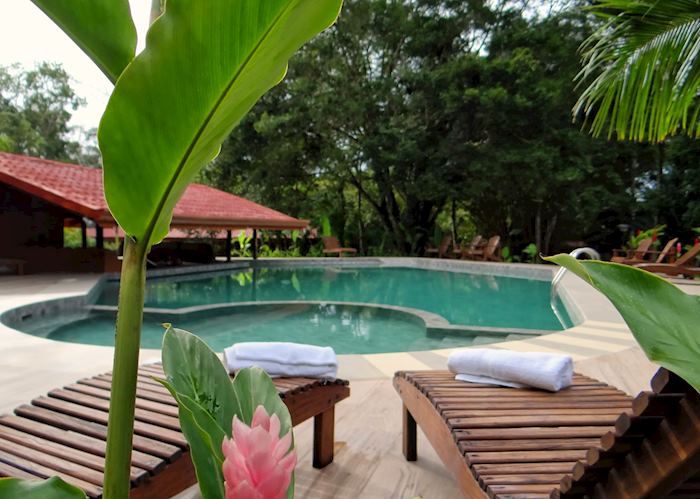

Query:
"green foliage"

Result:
[[627, 225, 666, 250], [575, 0, 700, 143], [0, 477, 87, 499], [0, 63, 87, 162], [522, 243, 539, 263], [30, 0, 136, 83], [99, 0, 343, 247], [160, 327, 294, 499], [234, 232, 252, 258], [547, 255, 700, 393]]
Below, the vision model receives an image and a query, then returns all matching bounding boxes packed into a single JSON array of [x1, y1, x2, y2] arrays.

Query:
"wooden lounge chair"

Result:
[[394, 368, 700, 498], [463, 235, 501, 262], [646, 237, 678, 264], [452, 235, 483, 260], [611, 237, 653, 264], [636, 243, 700, 278], [322, 236, 357, 257], [0, 363, 350, 498], [426, 234, 453, 259]]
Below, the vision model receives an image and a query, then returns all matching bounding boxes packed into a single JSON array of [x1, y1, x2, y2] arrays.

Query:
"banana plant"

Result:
[[21, 1, 343, 498]]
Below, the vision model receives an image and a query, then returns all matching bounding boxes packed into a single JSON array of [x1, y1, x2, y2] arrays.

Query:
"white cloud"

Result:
[[0, 1, 152, 130]]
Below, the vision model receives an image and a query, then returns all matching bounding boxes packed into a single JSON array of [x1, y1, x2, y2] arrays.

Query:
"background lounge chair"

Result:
[[322, 236, 357, 257], [426, 234, 452, 259], [611, 237, 652, 264], [394, 368, 700, 498], [452, 235, 482, 259], [463, 235, 501, 262], [646, 237, 678, 264], [636, 243, 700, 278], [0, 363, 350, 498]]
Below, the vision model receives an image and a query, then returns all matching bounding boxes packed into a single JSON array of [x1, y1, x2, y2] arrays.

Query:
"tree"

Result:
[[0, 63, 86, 162], [575, 0, 700, 142]]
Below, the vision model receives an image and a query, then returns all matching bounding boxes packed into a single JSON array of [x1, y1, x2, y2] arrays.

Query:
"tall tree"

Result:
[[0, 63, 86, 162]]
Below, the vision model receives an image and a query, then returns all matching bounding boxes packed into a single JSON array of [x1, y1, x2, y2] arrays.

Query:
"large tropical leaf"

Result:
[[159, 383, 226, 499], [99, 0, 343, 246], [161, 326, 238, 434], [0, 477, 87, 499], [160, 327, 295, 499], [575, 0, 700, 142], [30, 0, 136, 83], [547, 255, 700, 392]]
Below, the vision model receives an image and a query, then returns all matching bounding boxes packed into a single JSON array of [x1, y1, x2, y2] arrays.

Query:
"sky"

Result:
[[0, 1, 152, 130]]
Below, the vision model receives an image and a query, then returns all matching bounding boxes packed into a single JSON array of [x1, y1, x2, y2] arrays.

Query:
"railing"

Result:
[[550, 247, 601, 328]]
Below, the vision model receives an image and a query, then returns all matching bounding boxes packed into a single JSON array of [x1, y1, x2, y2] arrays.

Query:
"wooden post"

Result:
[[252, 229, 258, 260], [403, 404, 417, 461], [225, 230, 232, 262], [313, 407, 335, 468], [96, 225, 104, 249], [80, 219, 88, 248]]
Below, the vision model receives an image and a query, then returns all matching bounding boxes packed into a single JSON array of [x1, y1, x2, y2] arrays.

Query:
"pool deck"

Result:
[[1, 258, 697, 498]]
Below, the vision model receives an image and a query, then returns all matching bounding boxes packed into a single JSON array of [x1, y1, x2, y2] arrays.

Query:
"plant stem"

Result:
[[103, 238, 148, 499]]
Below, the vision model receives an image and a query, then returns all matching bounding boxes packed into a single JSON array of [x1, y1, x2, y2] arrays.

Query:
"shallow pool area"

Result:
[[8, 263, 574, 354]]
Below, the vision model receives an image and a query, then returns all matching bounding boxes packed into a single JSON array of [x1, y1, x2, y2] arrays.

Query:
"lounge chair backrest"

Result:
[[483, 235, 500, 258], [676, 243, 700, 267], [469, 235, 482, 250], [322, 236, 340, 250], [438, 234, 452, 257], [655, 237, 678, 263], [633, 237, 653, 259]]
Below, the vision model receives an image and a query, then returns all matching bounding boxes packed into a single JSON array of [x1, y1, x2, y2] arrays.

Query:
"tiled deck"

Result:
[[1, 259, 696, 498]]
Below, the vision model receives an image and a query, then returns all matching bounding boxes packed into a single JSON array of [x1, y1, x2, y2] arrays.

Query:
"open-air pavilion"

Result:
[[0, 152, 307, 273]]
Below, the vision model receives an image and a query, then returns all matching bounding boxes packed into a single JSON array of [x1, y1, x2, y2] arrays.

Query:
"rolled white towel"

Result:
[[224, 342, 337, 379], [447, 348, 573, 392]]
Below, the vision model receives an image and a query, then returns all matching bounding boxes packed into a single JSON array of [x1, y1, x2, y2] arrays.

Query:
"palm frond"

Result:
[[575, 0, 700, 143]]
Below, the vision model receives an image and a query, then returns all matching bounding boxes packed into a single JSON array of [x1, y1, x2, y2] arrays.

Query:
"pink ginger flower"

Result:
[[222, 405, 296, 499]]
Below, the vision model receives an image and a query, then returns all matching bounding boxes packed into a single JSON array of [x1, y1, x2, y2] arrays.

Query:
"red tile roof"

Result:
[[0, 152, 307, 230]]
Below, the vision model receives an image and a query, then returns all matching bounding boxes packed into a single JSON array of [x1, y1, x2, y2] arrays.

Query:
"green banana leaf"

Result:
[[547, 255, 700, 393], [159, 383, 226, 499], [160, 327, 295, 498], [161, 326, 237, 433], [99, 0, 343, 246], [30, 0, 136, 83], [0, 477, 87, 499]]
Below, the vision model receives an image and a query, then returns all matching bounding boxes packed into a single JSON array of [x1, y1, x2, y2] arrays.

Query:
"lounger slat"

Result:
[[448, 414, 621, 429], [0, 424, 148, 484], [487, 483, 557, 495], [472, 462, 577, 475], [0, 415, 165, 472], [479, 473, 566, 485], [442, 408, 627, 418], [466, 450, 588, 464], [31, 396, 188, 447], [48, 389, 182, 431], [0, 460, 37, 479], [455, 426, 614, 440], [65, 383, 180, 418], [80, 378, 178, 406], [437, 400, 631, 410], [0, 449, 103, 498], [14, 404, 182, 459], [459, 438, 601, 452]]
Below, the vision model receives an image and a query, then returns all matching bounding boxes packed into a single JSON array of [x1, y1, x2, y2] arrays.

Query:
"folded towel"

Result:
[[224, 342, 337, 379], [447, 348, 573, 392]]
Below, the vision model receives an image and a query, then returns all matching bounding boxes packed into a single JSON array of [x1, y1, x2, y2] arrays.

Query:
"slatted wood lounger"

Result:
[[394, 369, 700, 498], [0, 363, 350, 499]]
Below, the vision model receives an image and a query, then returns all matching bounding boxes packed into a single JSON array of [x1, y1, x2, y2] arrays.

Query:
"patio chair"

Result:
[[426, 234, 453, 259], [611, 237, 653, 264], [646, 237, 678, 264], [452, 235, 482, 259], [322, 236, 357, 257], [635, 243, 700, 278], [394, 368, 700, 498], [463, 235, 501, 262], [0, 363, 350, 498]]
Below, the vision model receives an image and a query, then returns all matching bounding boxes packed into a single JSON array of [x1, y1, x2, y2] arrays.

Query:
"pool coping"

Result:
[[0, 257, 635, 386]]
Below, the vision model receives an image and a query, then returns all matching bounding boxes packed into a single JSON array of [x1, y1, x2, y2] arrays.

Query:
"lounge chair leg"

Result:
[[403, 404, 417, 461], [313, 406, 335, 468]]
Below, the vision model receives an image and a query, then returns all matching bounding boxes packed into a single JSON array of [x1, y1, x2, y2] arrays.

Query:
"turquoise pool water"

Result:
[[17, 266, 572, 353]]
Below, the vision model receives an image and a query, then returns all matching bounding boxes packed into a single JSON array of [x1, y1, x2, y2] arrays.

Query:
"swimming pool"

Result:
[[11, 263, 574, 354]]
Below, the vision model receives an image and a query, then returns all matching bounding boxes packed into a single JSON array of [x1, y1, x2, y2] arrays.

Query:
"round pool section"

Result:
[[10, 264, 574, 354]]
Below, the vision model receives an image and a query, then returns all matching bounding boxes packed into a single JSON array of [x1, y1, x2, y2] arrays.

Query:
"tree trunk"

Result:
[[544, 214, 557, 257], [357, 183, 364, 255], [535, 205, 542, 255], [451, 199, 458, 247]]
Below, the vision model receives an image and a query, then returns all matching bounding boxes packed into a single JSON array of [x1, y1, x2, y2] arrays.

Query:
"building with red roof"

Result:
[[0, 152, 307, 272]]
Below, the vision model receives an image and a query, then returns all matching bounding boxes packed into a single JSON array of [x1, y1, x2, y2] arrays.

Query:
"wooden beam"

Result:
[[225, 230, 231, 262]]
